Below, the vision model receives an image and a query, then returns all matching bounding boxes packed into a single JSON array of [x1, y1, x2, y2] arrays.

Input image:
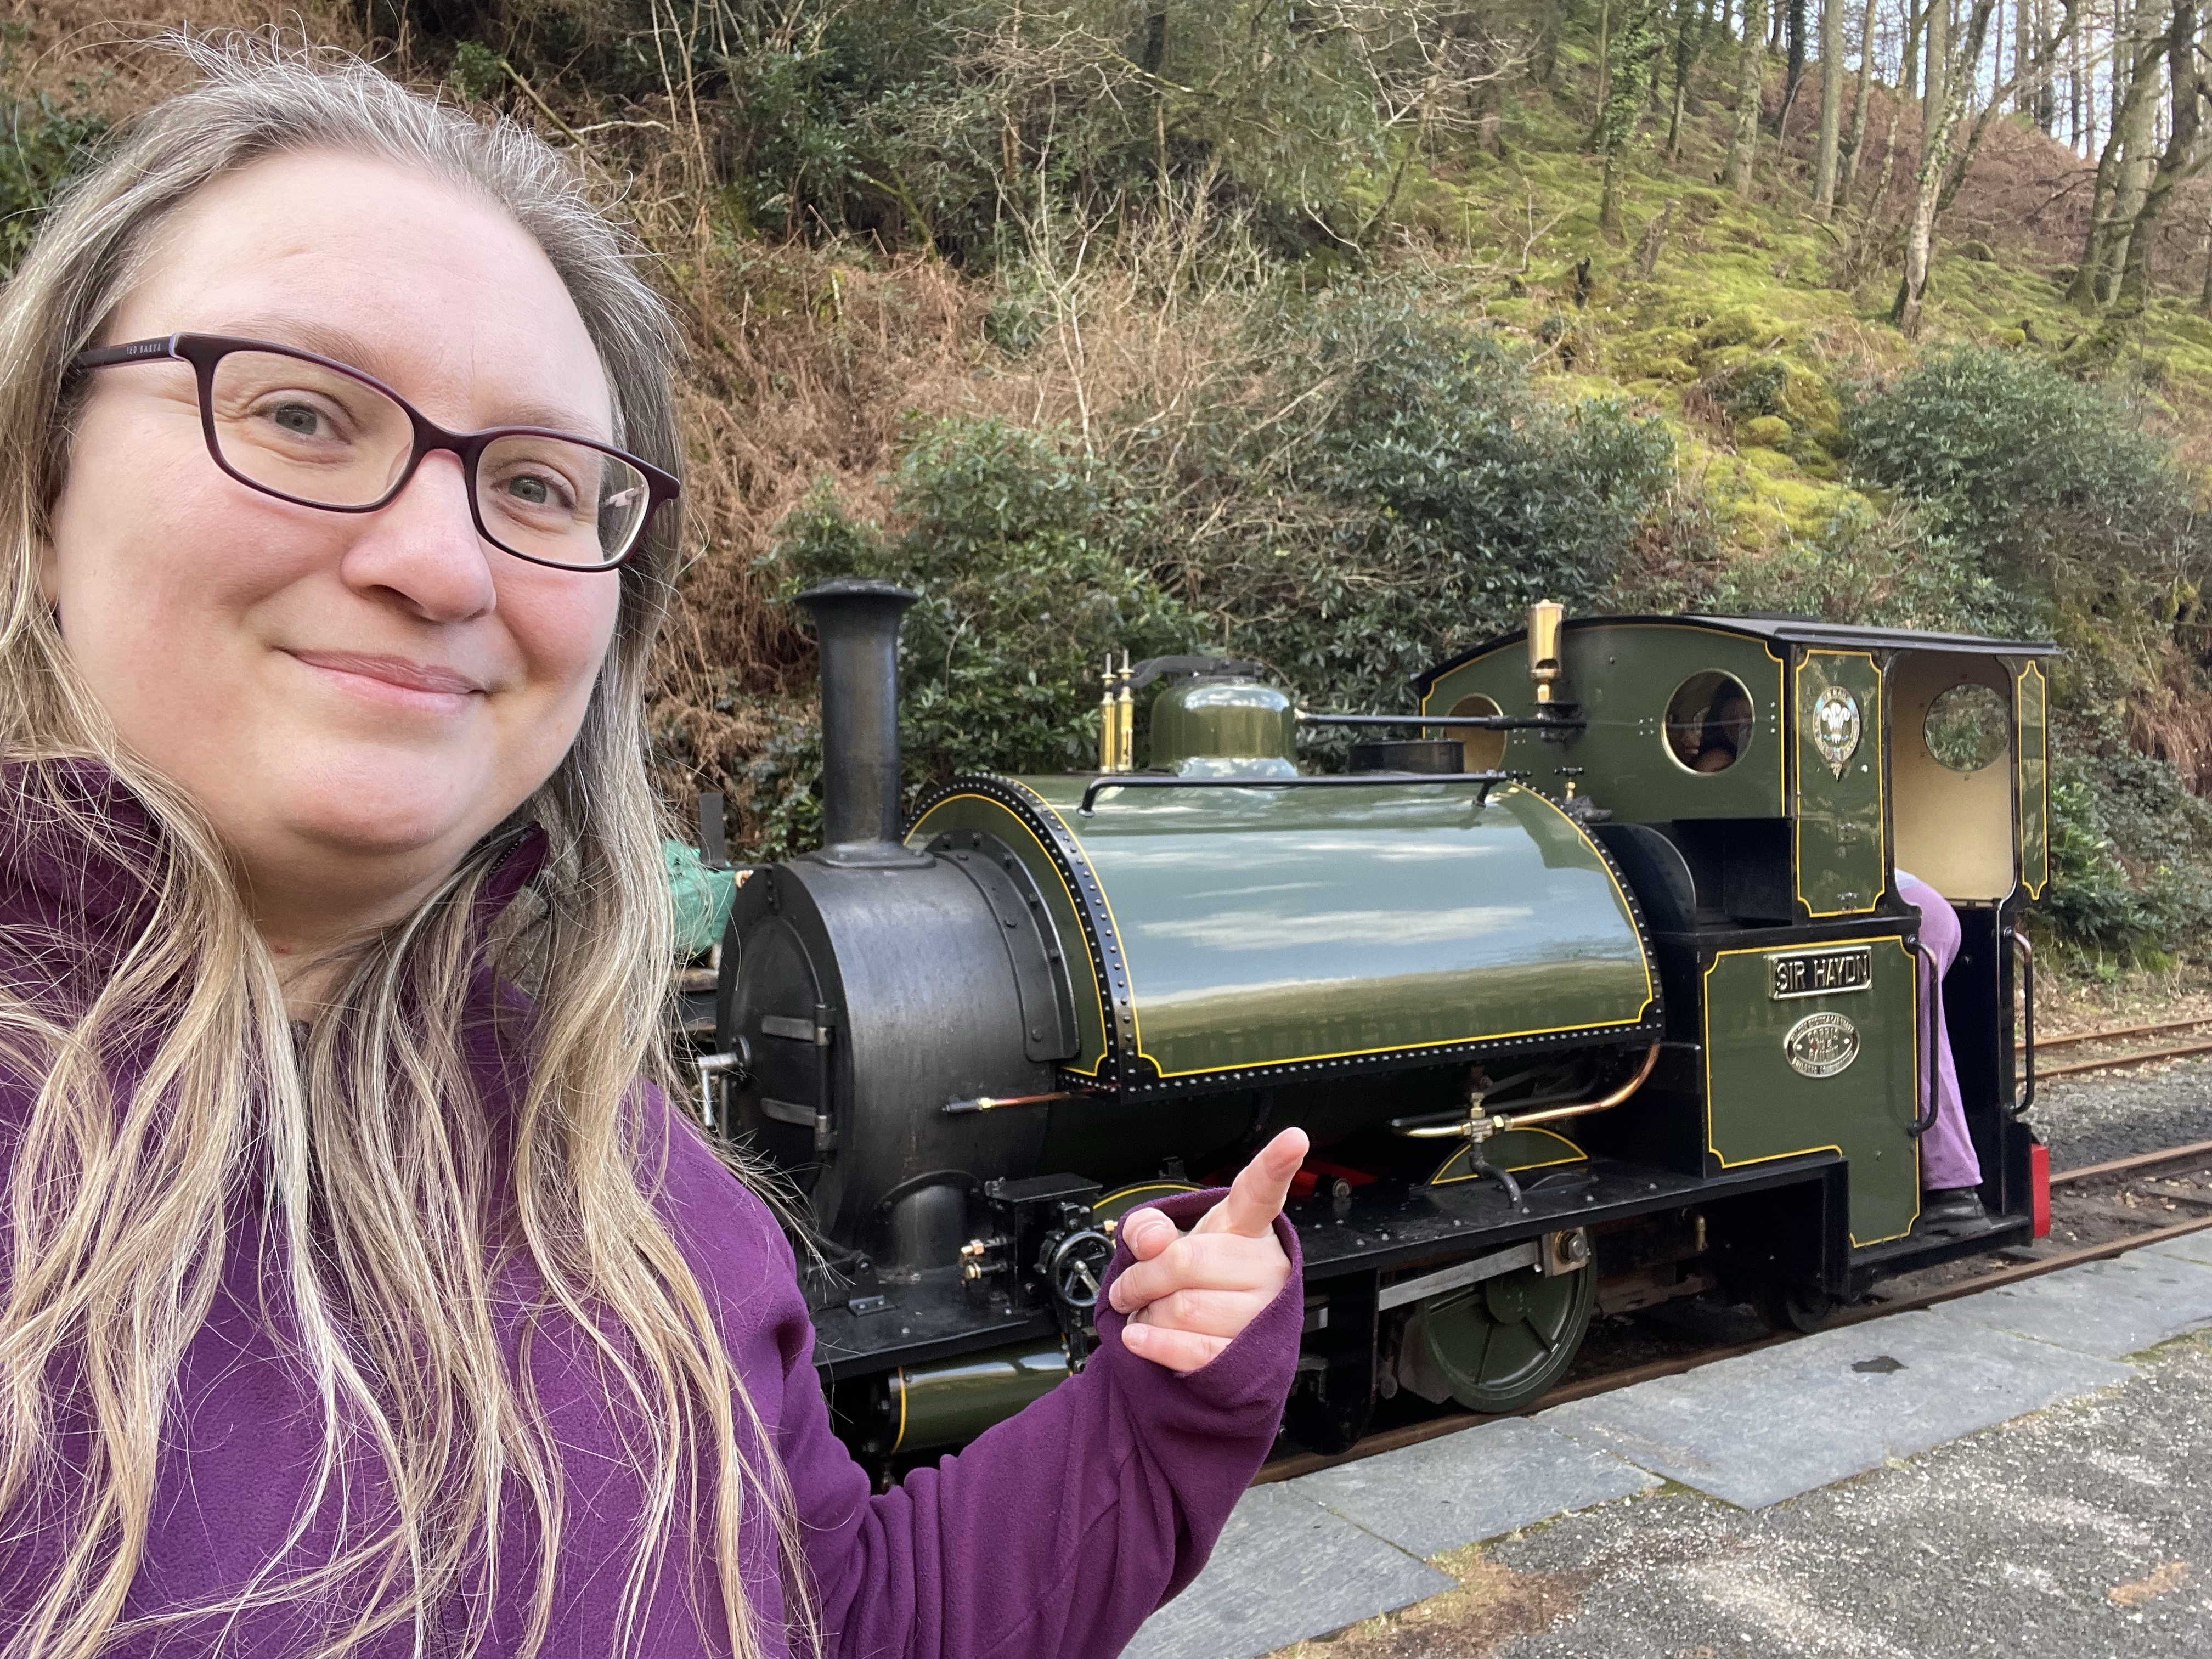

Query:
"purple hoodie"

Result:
[[0, 764, 1302, 1656]]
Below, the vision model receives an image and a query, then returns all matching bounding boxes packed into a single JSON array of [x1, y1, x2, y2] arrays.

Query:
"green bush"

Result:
[[1150, 295, 1677, 716], [0, 88, 105, 273], [758, 419, 1195, 855], [1844, 347, 2210, 644], [2038, 743, 2212, 969]]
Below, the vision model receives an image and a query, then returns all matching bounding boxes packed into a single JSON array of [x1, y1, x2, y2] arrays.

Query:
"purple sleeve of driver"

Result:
[[662, 1141, 1303, 1659]]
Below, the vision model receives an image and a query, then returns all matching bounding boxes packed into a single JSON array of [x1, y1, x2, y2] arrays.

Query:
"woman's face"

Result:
[[45, 150, 625, 950]]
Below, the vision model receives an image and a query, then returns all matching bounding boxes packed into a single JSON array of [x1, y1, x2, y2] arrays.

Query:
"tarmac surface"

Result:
[[1124, 1230, 2212, 1659]]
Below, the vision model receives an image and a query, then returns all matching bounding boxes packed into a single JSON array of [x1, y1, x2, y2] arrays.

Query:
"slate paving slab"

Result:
[[2145, 1227, 2212, 1269], [1539, 1307, 2132, 1509], [1286, 1415, 1658, 1558], [1121, 1484, 1453, 1659], [1936, 1249, 2212, 1358]]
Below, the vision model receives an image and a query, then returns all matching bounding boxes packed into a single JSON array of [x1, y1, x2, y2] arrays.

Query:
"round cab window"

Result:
[[1664, 672, 1754, 773], [1925, 682, 2009, 772], [1446, 694, 1508, 771]]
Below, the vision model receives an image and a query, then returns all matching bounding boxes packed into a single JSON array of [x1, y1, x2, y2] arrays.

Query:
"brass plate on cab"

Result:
[[1768, 944, 1874, 1000], [1784, 1011, 1861, 1078]]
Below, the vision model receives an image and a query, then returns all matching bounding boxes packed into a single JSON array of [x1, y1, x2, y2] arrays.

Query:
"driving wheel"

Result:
[[1409, 1261, 1595, 1413]]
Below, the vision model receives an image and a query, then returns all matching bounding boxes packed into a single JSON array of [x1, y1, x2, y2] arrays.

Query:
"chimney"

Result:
[[796, 579, 931, 868]]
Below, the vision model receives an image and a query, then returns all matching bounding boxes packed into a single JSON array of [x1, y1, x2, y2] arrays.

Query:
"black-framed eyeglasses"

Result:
[[70, 333, 679, 572]]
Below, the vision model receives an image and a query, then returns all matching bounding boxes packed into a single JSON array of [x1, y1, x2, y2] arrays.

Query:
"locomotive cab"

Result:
[[1419, 616, 2054, 1269]]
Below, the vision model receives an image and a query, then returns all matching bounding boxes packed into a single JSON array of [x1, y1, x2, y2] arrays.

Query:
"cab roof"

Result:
[[1412, 613, 2062, 696]]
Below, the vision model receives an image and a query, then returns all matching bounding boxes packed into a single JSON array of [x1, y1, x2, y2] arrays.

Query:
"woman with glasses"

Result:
[[0, 43, 1304, 1658]]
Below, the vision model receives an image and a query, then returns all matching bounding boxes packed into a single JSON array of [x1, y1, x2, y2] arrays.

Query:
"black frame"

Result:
[[71, 332, 679, 571]]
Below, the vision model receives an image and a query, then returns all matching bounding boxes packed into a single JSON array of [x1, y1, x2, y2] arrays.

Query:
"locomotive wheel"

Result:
[[1414, 1262, 1595, 1414], [1753, 1282, 1839, 1334]]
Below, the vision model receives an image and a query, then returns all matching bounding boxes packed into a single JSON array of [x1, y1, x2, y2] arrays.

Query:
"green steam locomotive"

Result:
[[680, 582, 2055, 1463]]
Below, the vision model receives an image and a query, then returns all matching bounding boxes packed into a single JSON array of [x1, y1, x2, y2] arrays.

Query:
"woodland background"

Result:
[[6, 0, 2212, 983]]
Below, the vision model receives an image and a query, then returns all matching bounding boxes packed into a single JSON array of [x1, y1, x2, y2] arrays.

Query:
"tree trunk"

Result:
[[1729, 0, 1770, 188], [2198, 172, 2212, 310], [1537, 0, 1570, 84], [2066, 14, 2162, 303], [1936, 0, 2083, 215], [1601, 0, 1670, 232], [1780, 0, 1809, 128], [2101, 2, 2163, 300], [1901, 0, 1922, 95], [1896, 0, 1999, 335], [1921, 0, 1950, 145], [1666, 0, 1708, 158], [1593, 0, 1615, 145], [1814, 0, 1846, 209], [1838, 0, 1881, 204], [2035, 0, 2058, 131], [2067, 5, 2082, 147], [2115, 0, 2203, 308]]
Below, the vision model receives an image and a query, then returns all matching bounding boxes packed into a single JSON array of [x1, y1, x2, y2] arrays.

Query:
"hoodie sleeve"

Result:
[[657, 1119, 1301, 1659]]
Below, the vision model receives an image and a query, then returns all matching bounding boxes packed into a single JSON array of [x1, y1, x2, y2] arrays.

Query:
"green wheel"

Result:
[[1410, 1263, 1595, 1413]]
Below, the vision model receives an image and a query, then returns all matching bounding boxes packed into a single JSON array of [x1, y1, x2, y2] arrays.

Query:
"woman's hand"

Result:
[[1108, 1127, 1309, 1374]]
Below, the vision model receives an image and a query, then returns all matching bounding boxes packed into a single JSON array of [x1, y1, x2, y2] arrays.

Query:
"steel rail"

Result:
[[2023, 1014, 2212, 1053], [2036, 1037, 2212, 1079], [2050, 1137, 2212, 1186]]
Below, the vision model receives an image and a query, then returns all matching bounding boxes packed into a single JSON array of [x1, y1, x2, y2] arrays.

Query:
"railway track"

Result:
[[1257, 1136, 2212, 1483], [2025, 1014, 2212, 1079]]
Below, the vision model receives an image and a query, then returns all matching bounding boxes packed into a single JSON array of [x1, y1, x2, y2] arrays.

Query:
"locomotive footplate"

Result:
[[1288, 1150, 1848, 1285], [808, 1150, 1852, 1380]]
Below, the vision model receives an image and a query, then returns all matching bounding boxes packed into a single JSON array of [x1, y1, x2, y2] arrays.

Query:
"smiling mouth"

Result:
[[287, 650, 487, 704]]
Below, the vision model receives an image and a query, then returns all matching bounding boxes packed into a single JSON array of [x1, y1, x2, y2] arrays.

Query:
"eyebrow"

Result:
[[203, 315, 613, 439]]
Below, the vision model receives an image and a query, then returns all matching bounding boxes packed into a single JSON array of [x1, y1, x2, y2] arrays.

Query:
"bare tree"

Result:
[[1729, 0, 1771, 188], [1600, 0, 1672, 231], [2113, 0, 2209, 306], [1895, 0, 2080, 332], [1814, 0, 1846, 210], [1837, 0, 1882, 204], [1665, 0, 1712, 158], [1921, 0, 1951, 141], [2067, 8, 2168, 304]]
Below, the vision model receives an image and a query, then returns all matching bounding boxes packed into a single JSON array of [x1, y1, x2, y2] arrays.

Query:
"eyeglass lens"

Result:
[[208, 350, 649, 568]]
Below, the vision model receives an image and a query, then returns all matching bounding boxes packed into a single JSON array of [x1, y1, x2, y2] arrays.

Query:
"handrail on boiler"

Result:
[[1079, 770, 1509, 815]]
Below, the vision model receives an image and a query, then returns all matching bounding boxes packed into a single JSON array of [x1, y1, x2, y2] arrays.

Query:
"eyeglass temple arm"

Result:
[[71, 336, 183, 370]]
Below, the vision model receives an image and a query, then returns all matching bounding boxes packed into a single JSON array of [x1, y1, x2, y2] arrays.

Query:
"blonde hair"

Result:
[[0, 40, 806, 1659]]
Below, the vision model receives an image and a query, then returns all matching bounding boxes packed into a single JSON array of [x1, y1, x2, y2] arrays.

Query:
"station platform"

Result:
[[1125, 1232, 2212, 1659]]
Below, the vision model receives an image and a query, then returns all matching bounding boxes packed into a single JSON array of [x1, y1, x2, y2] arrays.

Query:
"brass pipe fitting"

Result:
[[1098, 654, 1120, 773], [1527, 599, 1565, 706], [1502, 1043, 1661, 1130], [1115, 652, 1135, 773]]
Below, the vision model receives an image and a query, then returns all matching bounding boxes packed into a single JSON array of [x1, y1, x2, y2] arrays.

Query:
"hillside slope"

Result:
[[4, 1, 2209, 976]]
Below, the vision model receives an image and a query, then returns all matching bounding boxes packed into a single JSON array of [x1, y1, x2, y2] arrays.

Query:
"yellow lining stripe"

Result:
[[1032, 782, 1657, 1080], [1793, 650, 1888, 919], [1701, 936, 1921, 1247], [2015, 661, 2050, 901]]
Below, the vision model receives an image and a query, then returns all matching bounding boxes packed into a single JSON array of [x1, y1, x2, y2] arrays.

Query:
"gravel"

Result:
[[2029, 1056, 2212, 1171], [1451, 1328, 2212, 1659]]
